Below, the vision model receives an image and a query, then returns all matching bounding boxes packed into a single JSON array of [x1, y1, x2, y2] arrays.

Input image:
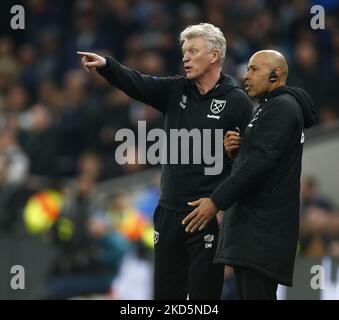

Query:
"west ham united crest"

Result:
[[210, 99, 226, 114]]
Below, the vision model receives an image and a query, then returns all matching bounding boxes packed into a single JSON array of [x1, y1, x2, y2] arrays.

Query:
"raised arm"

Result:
[[77, 51, 178, 112]]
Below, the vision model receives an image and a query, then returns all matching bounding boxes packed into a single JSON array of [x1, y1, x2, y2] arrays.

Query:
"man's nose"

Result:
[[243, 72, 250, 82], [182, 53, 189, 63]]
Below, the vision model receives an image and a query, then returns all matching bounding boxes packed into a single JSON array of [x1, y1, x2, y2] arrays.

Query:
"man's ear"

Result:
[[211, 49, 220, 64], [275, 68, 282, 78]]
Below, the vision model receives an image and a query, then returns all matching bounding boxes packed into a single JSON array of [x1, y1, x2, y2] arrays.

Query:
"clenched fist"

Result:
[[224, 130, 241, 160]]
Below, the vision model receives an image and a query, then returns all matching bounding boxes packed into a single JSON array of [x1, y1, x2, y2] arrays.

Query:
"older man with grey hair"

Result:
[[78, 23, 253, 300]]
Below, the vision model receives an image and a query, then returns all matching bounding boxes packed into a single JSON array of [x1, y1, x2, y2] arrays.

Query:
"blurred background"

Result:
[[0, 0, 339, 300]]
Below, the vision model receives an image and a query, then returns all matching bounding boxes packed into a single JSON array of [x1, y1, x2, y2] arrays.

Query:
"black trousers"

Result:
[[233, 267, 278, 300], [153, 204, 224, 300]]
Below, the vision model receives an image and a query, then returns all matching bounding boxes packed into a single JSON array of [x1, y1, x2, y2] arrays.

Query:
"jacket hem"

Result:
[[213, 257, 293, 287]]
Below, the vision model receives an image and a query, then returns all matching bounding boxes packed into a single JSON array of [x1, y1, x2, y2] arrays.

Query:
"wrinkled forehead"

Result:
[[182, 37, 208, 50]]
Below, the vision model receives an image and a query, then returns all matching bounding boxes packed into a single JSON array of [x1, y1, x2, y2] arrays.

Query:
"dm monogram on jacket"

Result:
[[204, 234, 215, 248]]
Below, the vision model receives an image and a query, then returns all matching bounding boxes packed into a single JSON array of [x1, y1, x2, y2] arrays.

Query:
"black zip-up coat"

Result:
[[211, 86, 315, 286], [97, 57, 253, 211]]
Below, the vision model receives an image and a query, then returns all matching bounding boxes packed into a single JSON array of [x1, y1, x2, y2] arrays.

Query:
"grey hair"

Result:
[[180, 23, 226, 64]]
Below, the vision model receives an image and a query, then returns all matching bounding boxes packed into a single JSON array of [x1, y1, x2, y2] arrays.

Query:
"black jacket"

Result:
[[98, 57, 253, 211], [211, 86, 315, 286]]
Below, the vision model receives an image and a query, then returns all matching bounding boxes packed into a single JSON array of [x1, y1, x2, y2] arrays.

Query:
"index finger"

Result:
[[77, 51, 93, 57]]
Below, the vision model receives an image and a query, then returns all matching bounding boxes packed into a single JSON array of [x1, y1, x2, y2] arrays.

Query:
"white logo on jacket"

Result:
[[180, 94, 187, 109], [248, 108, 262, 127], [204, 234, 214, 248], [154, 231, 159, 244], [210, 99, 226, 114], [207, 99, 226, 119]]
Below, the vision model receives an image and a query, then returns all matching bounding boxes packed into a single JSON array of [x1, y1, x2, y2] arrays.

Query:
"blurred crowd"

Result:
[[0, 0, 339, 299], [299, 176, 339, 258]]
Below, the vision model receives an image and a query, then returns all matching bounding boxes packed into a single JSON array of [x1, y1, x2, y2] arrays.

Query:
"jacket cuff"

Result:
[[210, 193, 225, 211], [96, 56, 114, 75]]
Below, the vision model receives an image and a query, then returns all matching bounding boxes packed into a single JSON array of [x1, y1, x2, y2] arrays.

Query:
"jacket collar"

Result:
[[190, 73, 238, 99]]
